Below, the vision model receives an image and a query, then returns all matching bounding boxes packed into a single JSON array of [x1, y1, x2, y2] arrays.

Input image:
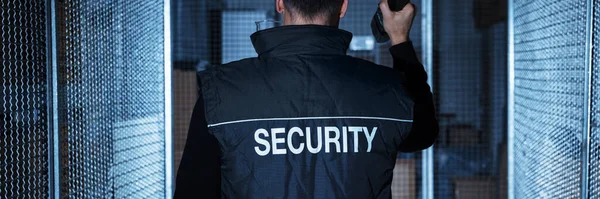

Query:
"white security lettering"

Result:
[[342, 127, 348, 153], [288, 127, 305, 154], [306, 127, 322, 153], [254, 128, 271, 156], [254, 126, 378, 155], [324, 126, 341, 153], [348, 127, 362, 153], [271, 128, 287, 155], [363, 127, 377, 152]]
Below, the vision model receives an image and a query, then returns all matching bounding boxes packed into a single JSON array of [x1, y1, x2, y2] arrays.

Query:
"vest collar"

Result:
[[250, 25, 353, 58]]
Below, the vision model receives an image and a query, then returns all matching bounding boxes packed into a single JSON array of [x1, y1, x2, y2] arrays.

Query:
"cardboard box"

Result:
[[172, 69, 199, 173], [446, 125, 482, 146], [453, 177, 496, 199], [391, 159, 417, 199]]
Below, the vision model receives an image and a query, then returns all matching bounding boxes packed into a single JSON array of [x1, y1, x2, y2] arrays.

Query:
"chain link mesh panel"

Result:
[[113, 1, 166, 198], [512, 0, 587, 198], [0, 0, 49, 198], [56, 0, 165, 198], [589, 0, 600, 197]]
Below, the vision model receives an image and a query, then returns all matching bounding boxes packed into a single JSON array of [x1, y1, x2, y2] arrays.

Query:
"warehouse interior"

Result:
[[0, 0, 598, 198]]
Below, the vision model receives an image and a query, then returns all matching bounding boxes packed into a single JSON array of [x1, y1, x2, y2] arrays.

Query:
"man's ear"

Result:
[[276, 0, 285, 14], [339, 0, 349, 18]]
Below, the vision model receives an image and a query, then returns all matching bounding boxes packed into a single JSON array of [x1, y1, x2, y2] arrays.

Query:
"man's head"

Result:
[[276, 0, 349, 27]]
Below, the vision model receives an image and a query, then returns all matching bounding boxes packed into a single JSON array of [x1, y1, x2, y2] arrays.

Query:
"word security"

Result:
[[254, 126, 378, 156]]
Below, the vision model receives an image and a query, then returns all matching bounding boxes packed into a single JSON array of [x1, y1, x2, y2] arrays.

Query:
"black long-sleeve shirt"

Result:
[[174, 41, 438, 198]]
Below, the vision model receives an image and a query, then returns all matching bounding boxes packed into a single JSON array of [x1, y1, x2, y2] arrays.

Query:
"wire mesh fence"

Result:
[[432, 0, 508, 198], [0, 0, 170, 198], [111, 1, 166, 198], [589, 0, 600, 197], [0, 0, 49, 198], [512, 0, 588, 198], [54, 0, 166, 198], [5, 0, 600, 198]]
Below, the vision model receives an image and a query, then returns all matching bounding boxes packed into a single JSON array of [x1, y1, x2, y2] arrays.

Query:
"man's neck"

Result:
[[283, 15, 338, 27]]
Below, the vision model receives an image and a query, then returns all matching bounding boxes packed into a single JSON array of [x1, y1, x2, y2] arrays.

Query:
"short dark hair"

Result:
[[284, 0, 344, 21]]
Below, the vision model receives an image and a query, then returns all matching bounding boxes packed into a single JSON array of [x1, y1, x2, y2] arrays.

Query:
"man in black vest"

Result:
[[175, 0, 438, 198]]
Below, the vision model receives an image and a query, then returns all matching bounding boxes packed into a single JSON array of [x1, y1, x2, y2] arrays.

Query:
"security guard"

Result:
[[175, 0, 438, 198]]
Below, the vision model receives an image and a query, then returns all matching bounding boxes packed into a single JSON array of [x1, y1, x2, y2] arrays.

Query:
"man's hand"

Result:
[[379, 0, 416, 45]]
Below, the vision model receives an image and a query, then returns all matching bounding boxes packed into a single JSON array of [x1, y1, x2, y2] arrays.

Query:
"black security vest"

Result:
[[199, 25, 415, 199]]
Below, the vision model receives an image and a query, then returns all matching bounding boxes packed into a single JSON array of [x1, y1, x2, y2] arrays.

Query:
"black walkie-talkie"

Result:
[[371, 0, 410, 43]]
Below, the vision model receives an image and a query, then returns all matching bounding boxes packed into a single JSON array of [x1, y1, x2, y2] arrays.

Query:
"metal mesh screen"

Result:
[[171, 0, 425, 197], [170, 0, 208, 179], [113, 1, 166, 198], [56, 0, 166, 198], [512, 0, 587, 198], [589, 0, 600, 197], [432, 0, 507, 198], [0, 0, 49, 198]]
